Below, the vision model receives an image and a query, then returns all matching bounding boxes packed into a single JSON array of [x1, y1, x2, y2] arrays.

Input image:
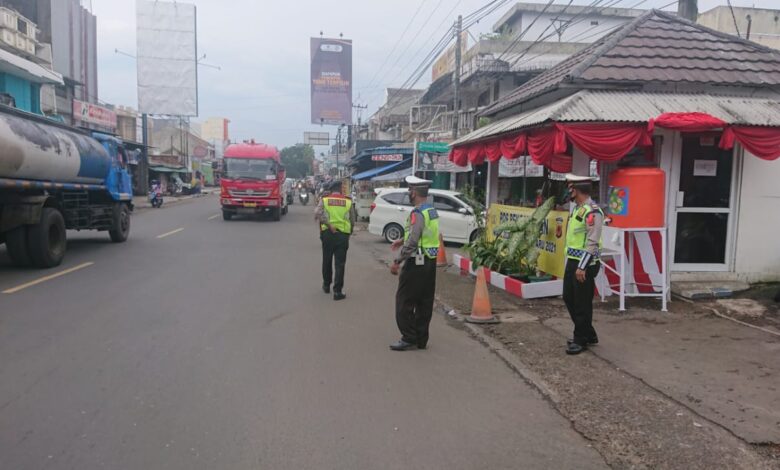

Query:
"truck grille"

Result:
[[230, 189, 271, 198]]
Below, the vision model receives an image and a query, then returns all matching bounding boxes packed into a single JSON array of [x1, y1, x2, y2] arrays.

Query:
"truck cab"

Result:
[[220, 141, 287, 221]]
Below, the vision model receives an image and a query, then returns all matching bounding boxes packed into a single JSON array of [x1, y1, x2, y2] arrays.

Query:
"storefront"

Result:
[[449, 10, 780, 284]]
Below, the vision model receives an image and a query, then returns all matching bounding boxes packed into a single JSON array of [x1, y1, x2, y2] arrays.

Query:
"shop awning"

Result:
[[351, 160, 409, 181], [149, 165, 187, 173], [371, 166, 413, 183], [0, 48, 63, 85], [450, 90, 780, 169]]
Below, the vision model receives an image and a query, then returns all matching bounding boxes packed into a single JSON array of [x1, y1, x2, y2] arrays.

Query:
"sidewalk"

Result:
[[134, 189, 217, 210], [434, 264, 780, 468]]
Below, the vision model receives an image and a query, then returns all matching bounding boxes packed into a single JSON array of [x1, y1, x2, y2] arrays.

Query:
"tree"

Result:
[[280, 144, 315, 179]]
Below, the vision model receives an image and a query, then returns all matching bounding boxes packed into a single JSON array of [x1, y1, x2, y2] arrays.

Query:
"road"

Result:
[[0, 195, 607, 470]]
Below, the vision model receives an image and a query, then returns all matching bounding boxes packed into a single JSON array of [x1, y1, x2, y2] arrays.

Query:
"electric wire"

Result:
[[363, 0, 429, 92]]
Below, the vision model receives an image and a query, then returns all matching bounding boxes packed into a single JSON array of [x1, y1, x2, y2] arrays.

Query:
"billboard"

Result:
[[304, 131, 330, 146], [310, 37, 352, 125], [136, 1, 198, 116], [431, 32, 468, 81]]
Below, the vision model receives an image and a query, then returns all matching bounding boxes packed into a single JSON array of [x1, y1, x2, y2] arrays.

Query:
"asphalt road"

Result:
[[0, 195, 607, 470]]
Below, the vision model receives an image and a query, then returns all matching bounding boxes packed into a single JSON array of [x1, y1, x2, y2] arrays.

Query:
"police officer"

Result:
[[563, 174, 604, 355], [316, 181, 355, 301], [389, 176, 440, 351]]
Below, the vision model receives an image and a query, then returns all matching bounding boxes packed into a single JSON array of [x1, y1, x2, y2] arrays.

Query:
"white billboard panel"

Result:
[[136, 1, 198, 116]]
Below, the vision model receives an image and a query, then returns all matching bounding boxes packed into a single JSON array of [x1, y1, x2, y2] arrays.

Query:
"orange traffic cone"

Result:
[[436, 234, 448, 268], [465, 268, 499, 324]]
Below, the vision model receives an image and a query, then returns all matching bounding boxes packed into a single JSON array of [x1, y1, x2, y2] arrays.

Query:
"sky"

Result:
[[93, 0, 776, 150]]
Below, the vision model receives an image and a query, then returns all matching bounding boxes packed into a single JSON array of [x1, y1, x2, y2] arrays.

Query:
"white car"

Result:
[[368, 188, 481, 245]]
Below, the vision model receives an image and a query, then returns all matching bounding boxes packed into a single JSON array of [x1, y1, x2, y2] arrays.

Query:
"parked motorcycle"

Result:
[[149, 181, 164, 208]]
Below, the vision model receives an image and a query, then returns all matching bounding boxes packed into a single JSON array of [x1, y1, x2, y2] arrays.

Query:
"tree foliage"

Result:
[[280, 144, 315, 179]]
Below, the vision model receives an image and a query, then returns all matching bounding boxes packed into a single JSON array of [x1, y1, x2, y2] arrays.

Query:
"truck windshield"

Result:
[[224, 158, 277, 180]]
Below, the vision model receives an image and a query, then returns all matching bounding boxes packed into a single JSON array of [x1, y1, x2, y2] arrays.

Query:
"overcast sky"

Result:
[[94, 0, 776, 150]]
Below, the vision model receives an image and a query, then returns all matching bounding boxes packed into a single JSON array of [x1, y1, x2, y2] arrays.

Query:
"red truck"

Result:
[[220, 141, 288, 221]]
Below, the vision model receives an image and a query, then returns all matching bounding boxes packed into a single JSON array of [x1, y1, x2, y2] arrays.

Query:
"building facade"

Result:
[[698, 6, 780, 50], [452, 10, 780, 283], [199, 117, 231, 159], [1, 0, 99, 125], [0, 4, 62, 114]]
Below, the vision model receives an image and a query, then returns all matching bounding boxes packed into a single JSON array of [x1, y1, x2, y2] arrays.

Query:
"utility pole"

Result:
[[452, 14, 462, 140], [352, 103, 368, 127], [141, 113, 149, 195], [677, 0, 698, 22]]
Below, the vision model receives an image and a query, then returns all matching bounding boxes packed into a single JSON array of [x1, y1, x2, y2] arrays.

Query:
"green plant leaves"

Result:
[[466, 197, 556, 276]]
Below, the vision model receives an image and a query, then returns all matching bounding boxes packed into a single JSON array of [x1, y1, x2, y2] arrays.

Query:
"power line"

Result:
[[463, 0, 513, 29], [482, 0, 605, 82], [363, 0, 429, 92], [374, 0, 448, 96], [726, 0, 741, 37]]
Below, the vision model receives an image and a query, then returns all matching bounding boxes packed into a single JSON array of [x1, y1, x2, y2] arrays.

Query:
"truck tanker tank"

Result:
[[0, 107, 111, 185]]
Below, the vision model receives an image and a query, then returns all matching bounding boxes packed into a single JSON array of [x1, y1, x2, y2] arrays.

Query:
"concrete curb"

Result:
[[452, 254, 564, 299]]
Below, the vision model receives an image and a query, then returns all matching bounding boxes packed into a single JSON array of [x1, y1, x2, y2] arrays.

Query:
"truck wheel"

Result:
[[27, 208, 66, 268], [222, 211, 233, 221], [109, 204, 131, 243], [6, 226, 32, 267], [271, 207, 281, 221]]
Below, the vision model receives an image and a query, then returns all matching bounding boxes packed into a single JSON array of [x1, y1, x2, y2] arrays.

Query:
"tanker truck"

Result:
[[0, 104, 133, 268]]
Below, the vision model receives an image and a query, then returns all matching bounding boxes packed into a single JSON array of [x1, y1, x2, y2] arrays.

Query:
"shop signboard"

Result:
[[310, 37, 353, 125], [73, 99, 117, 129], [371, 154, 404, 162], [486, 204, 569, 278], [499, 157, 544, 178], [415, 141, 471, 173]]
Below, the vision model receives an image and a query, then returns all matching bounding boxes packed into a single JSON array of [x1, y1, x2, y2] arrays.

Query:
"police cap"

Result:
[[405, 175, 433, 188]]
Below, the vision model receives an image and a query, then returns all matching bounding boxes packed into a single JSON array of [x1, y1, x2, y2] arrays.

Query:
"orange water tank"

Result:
[[606, 167, 666, 228]]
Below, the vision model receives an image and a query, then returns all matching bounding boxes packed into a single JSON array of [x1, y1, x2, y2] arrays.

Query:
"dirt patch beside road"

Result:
[[432, 266, 777, 469]]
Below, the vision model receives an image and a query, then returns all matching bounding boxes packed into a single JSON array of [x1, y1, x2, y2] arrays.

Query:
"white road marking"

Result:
[[157, 228, 184, 239], [208, 214, 220, 220], [2, 262, 95, 295]]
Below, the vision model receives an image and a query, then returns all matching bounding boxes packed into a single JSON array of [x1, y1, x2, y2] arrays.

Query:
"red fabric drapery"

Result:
[[648, 112, 727, 133], [484, 140, 503, 163], [467, 143, 486, 165], [499, 133, 527, 160], [449, 112, 780, 169], [719, 126, 780, 161], [527, 127, 572, 173], [555, 123, 652, 162], [449, 146, 468, 166]]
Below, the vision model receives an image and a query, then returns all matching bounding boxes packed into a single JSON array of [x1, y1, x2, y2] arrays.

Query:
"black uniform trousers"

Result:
[[395, 257, 437, 348], [321, 230, 349, 293], [562, 258, 600, 346]]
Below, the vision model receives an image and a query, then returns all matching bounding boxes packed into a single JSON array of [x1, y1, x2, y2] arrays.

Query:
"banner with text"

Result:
[[499, 157, 544, 178], [310, 37, 353, 125], [486, 204, 570, 278], [415, 141, 471, 173]]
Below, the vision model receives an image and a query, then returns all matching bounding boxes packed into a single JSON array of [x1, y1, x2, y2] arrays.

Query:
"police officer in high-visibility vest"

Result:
[[389, 176, 440, 351], [316, 181, 355, 301], [563, 174, 604, 355]]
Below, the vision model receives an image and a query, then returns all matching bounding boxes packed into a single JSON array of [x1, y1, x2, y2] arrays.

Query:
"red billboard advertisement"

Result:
[[310, 37, 352, 125]]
